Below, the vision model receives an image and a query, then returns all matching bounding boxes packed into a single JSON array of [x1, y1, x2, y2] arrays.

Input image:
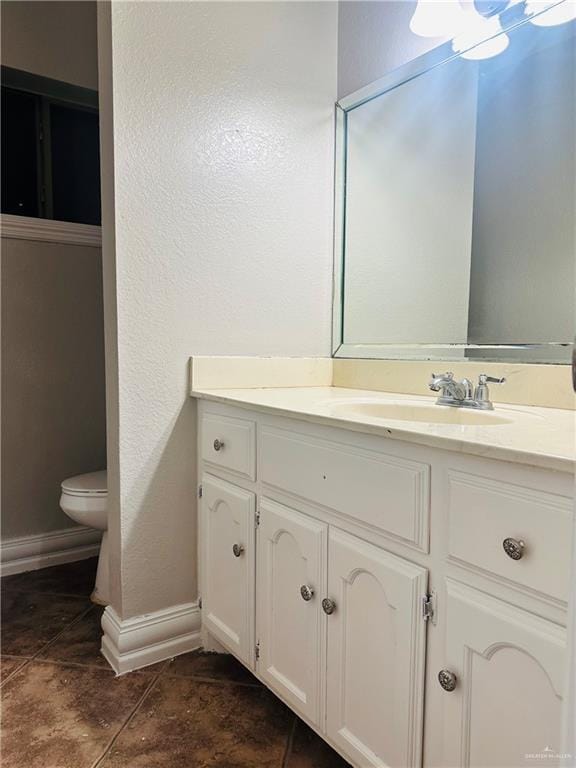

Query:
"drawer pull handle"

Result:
[[322, 598, 336, 615], [213, 439, 225, 452], [503, 537, 525, 561], [438, 669, 457, 692], [232, 543, 244, 558], [300, 585, 315, 602]]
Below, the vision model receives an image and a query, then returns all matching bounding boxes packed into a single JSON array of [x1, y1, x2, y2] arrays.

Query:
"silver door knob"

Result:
[[213, 439, 225, 452], [503, 537, 525, 560], [232, 543, 244, 558], [321, 598, 336, 615], [438, 669, 457, 692], [300, 585, 315, 601]]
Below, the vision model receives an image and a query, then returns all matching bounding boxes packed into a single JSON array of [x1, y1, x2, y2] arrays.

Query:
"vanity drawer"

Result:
[[260, 427, 430, 551], [201, 413, 256, 480], [447, 471, 573, 603]]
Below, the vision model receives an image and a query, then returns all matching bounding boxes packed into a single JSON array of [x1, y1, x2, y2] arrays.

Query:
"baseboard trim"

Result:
[[101, 601, 202, 675], [0, 526, 102, 576]]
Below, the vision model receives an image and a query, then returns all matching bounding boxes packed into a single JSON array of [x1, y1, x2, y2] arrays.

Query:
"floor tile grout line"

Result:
[[13, 603, 94, 664], [26, 657, 152, 674], [30, 603, 96, 658], [89, 665, 168, 768], [282, 714, 298, 768], [0, 658, 30, 688], [1, 604, 95, 689]]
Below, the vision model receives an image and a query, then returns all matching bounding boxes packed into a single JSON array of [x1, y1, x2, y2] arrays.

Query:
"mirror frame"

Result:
[[332, 0, 573, 363]]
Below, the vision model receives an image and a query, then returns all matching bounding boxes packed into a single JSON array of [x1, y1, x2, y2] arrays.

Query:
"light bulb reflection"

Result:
[[452, 10, 510, 58], [410, 0, 466, 38]]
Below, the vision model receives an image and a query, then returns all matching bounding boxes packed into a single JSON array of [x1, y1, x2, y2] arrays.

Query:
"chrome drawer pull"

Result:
[[232, 543, 244, 558], [503, 537, 525, 561], [322, 598, 336, 615], [213, 439, 225, 452], [438, 669, 457, 692], [300, 585, 315, 602]]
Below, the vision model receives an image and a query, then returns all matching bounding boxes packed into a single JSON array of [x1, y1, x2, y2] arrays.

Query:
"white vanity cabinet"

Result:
[[325, 527, 428, 768], [200, 474, 255, 667], [256, 497, 327, 727], [440, 580, 566, 768], [197, 399, 573, 768]]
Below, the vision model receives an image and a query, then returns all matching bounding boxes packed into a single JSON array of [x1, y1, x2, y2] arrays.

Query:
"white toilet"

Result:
[[60, 470, 109, 605]]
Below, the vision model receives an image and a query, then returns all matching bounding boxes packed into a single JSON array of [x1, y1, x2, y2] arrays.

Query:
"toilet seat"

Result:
[[61, 470, 107, 498]]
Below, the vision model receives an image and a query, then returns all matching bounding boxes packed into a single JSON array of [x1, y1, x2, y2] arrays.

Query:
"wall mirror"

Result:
[[333, 4, 575, 362]]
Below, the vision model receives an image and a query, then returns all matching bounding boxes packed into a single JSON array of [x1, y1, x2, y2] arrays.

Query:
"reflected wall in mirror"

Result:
[[335, 11, 575, 362]]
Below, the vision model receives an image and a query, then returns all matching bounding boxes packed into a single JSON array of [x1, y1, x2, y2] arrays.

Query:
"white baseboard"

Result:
[[0, 526, 102, 577], [101, 601, 202, 675]]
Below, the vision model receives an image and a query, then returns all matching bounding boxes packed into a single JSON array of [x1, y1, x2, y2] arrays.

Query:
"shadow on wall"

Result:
[[114, 373, 197, 617], [1, 237, 107, 540]]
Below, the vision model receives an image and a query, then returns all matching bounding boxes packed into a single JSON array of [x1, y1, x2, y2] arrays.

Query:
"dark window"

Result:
[[50, 103, 101, 225], [1, 69, 101, 225], [1, 88, 41, 218]]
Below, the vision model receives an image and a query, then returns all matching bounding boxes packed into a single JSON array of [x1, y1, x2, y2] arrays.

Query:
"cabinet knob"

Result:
[[503, 537, 525, 560], [322, 598, 336, 615], [232, 543, 244, 558], [213, 439, 225, 452], [300, 585, 315, 602], [438, 669, 457, 692]]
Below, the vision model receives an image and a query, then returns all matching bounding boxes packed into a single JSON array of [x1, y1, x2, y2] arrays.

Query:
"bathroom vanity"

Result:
[[193, 10, 576, 766], [194, 387, 574, 768]]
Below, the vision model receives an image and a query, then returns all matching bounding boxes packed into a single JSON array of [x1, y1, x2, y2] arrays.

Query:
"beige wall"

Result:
[[1, 0, 103, 542], [1, 238, 107, 539], [1, 0, 98, 90]]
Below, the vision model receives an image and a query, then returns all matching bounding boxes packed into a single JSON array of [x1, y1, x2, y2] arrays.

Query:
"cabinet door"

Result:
[[326, 528, 428, 768], [440, 580, 566, 768], [256, 498, 327, 726], [201, 474, 255, 667]]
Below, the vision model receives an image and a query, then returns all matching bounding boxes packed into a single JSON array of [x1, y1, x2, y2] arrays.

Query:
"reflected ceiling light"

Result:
[[452, 9, 510, 57], [409, 0, 466, 38], [526, 0, 576, 25]]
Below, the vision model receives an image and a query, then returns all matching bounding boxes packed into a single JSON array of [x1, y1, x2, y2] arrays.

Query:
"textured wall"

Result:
[[1, 1, 98, 90], [337, 1, 445, 99], [96, 3, 122, 613], [1, 238, 107, 539], [99, 1, 337, 618]]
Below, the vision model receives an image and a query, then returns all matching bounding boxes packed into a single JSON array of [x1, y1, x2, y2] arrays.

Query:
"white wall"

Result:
[[338, 1, 446, 99], [98, 1, 337, 619], [97, 3, 122, 611], [1, 1, 98, 90]]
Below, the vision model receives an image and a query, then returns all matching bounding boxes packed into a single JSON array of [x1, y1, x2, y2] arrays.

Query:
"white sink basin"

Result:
[[329, 401, 514, 426]]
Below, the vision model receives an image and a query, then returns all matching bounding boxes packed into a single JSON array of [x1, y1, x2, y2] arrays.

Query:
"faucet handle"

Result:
[[431, 371, 453, 380], [478, 374, 506, 385], [474, 373, 506, 409]]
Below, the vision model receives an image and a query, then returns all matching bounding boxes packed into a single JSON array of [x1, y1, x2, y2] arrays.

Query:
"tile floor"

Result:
[[1, 558, 351, 768]]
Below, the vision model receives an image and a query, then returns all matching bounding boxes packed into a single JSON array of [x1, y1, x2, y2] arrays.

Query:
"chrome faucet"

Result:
[[429, 372, 506, 410]]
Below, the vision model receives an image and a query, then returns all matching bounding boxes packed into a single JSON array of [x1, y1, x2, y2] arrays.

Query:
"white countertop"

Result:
[[191, 386, 576, 473]]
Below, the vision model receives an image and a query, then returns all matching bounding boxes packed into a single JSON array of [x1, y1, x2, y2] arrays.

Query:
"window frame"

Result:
[[1, 66, 99, 224]]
